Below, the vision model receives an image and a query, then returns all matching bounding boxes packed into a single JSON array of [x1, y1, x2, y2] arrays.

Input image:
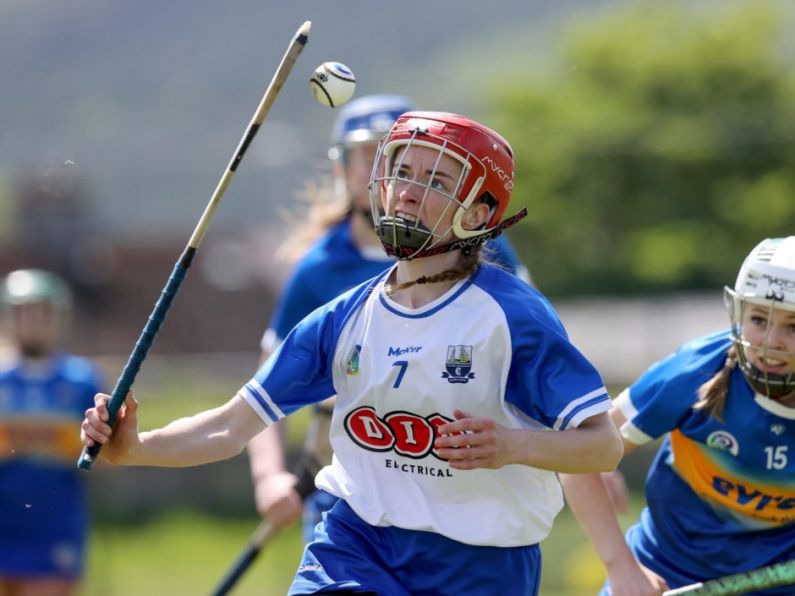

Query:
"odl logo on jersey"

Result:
[[344, 406, 461, 461]]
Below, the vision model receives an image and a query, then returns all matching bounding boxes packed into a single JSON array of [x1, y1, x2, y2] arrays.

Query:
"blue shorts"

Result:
[[289, 499, 541, 595], [0, 463, 87, 578], [303, 489, 340, 544], [0, 523, 85, 578]]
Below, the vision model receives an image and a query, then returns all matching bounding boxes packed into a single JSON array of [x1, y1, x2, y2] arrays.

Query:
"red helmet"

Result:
[[369, 111, 517, 259]]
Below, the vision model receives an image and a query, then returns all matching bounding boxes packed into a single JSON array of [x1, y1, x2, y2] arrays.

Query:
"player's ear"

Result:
[[461, 203, 490, 231]]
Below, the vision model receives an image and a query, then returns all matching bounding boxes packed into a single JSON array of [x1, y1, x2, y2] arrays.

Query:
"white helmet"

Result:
[[725, 236, 795, 398]]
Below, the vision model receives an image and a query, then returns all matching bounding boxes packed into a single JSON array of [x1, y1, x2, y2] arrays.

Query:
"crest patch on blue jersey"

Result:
[[706, 430, 739, 456], [442, 345, 475, 384], [346, 344, 361, 375]]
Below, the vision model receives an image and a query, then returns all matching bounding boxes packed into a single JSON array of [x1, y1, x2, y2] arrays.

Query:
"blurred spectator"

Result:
[[0, 269, 104, 596]]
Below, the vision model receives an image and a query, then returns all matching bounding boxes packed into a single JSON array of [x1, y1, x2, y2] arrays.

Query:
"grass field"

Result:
[[81, 500, 643, 596]]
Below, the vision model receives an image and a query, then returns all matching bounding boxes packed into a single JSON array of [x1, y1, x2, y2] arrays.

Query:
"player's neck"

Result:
[[388, 252, 463, 308]]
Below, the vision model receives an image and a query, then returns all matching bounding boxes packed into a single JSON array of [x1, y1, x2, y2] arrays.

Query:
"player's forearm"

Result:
[[247, 422, 289, 480], [512, 414, 623, 473], [559, 472, 637, 571], [132, 395, 264, 467]]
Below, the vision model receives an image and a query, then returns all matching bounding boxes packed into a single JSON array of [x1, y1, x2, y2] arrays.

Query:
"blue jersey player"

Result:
[[248, 95, 532, 541], [561, 236, 795, 596], [81, 111, 621, 595], [0, 270, 104, 596]]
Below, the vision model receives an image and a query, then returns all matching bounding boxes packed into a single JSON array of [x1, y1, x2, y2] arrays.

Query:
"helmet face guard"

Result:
[[369, 111, 520, 260], [725, 237, 795, 400], [725, 287, 795, 399]]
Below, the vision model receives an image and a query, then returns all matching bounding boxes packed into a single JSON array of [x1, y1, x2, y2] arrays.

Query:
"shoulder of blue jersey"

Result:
[[668, 329, 733, 371], [638, 329, 733, 396], [475, 264, 555, 315]]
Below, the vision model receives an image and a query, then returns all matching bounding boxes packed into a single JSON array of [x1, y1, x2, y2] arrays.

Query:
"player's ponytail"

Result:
[[385, 246, 482, 295], [694, 345, 738, 422], [277, 177, 353, 265]]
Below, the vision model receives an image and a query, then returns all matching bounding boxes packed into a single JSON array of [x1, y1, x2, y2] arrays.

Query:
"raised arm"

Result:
[[81, 391, 266, 467]]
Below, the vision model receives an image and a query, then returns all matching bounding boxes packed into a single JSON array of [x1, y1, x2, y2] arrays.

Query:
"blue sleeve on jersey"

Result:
[[244, 274, 383, 423], [507, 309, 609, 430], [480, 269, 609, 430], [623, 331, 732, 439]]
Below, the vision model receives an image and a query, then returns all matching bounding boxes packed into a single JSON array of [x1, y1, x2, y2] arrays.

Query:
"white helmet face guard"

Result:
[[725, 286, 795, 399], [368, 130, 488, 260], [725, 237, 795, 398]]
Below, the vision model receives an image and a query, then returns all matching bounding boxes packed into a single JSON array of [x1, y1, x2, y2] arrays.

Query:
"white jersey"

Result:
[[241, 264, 610, 547]]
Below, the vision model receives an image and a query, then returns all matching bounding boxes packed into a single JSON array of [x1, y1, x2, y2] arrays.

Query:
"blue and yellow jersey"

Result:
[[616, 330, 795, 586], [0, 353, 103, 577]]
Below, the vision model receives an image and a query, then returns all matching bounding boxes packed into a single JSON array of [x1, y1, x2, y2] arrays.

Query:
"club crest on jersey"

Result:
[[706, 430, 739, 456], [442, 345, 475, 384], [771, 423, 786, 436], [346, 344, 361, 375]]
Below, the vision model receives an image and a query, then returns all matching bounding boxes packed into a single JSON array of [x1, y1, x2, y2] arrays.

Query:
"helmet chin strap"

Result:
[[377, 208, 527, 260]]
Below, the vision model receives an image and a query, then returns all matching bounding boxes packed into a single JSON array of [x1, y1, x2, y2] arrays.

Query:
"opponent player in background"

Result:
[[0, 270, 104, 596], [248, 94, 533, 541], [560, 236, 795, 595], [80, 111, 621, 594]]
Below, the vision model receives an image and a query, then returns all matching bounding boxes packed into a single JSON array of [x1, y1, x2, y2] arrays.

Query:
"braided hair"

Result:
[[385, 247, 482, 295], [694, 346, 739, 422]]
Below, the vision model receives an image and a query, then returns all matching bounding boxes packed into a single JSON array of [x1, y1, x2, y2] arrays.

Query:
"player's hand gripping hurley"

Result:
[[76, 20, 311, 471], [210, 455, 321, 596], [662, 559, 795, 595]]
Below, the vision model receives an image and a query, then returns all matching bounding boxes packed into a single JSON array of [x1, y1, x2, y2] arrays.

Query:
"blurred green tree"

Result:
[[491, 1, 795, 296]]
